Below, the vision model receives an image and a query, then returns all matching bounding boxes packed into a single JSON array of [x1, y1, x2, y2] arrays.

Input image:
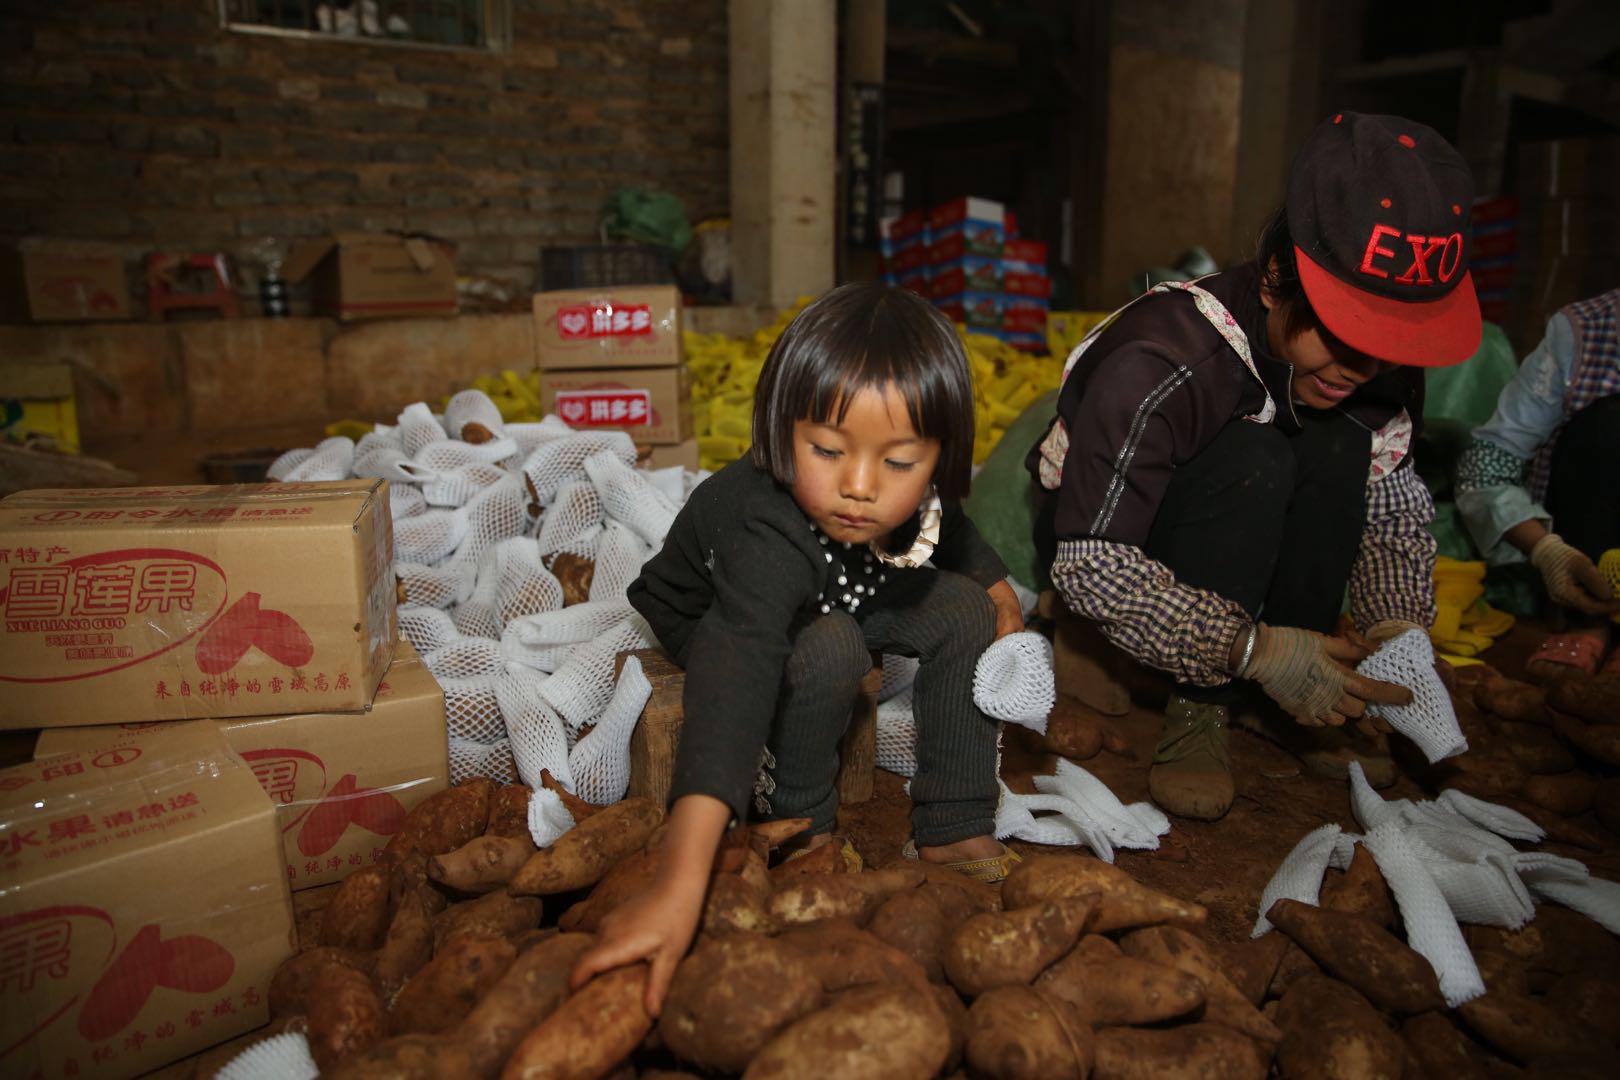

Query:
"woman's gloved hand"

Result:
[[1243, 623, 1413, 727], [1530, 534, 1620, 616]]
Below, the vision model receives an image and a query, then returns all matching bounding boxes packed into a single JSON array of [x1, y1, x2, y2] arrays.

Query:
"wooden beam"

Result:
[[1068, 0, 1112, 308], [1500, 64, 1620, 129], [1503, 0, 1620, 75], [729, 0, 838, 308], [1337, 49, 1468, 83]]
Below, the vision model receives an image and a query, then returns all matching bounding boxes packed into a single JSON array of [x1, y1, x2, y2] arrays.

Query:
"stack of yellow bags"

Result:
[[1430, 556, 1515, 666], [1602, 550, 1620, 624]]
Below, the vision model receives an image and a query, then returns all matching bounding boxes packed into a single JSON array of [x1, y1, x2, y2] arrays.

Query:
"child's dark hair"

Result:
[[1254, 206, 1328, 342], [750, 281, 976, 500]]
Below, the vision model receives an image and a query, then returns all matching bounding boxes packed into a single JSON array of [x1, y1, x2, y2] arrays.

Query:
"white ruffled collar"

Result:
[[870, 489, 940, 569]]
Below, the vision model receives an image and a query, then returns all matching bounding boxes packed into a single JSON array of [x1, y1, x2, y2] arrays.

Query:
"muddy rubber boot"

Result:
[[1232, 702, 1398, 788], [1148, 696, 1234, 821]]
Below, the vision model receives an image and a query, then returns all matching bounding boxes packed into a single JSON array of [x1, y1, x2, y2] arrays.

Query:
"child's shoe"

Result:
[[901, 839, 1022, 885], [1148, 696, 1234, 821]]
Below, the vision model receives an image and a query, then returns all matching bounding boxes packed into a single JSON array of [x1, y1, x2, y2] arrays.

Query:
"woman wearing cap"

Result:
[[1029, 112, 1479, 820], [1456, 288, 1620, 680]]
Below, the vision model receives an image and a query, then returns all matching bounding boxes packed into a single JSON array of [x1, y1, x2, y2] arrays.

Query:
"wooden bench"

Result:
[[614, 647, 880, 811]]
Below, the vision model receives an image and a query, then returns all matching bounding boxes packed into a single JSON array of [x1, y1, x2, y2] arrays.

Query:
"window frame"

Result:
[[217, 0, 512, 55]]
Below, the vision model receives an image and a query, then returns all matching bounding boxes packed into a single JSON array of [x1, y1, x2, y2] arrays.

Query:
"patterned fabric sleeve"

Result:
[[1049, 537, 1248, 687], [1349, 464, 1439, 633]]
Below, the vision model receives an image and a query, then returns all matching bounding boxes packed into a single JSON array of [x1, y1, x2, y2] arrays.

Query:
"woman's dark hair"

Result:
[[750, 281, 976, 500], [1254, 206, 1328, 342]]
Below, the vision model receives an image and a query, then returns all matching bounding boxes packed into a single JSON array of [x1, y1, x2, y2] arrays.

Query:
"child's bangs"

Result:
[[800, 303, 941, 440]]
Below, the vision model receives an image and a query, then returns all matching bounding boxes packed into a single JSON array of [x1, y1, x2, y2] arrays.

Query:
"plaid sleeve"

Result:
[[1349, 463, 1438, 632], [1050, 537, 1249, 687]]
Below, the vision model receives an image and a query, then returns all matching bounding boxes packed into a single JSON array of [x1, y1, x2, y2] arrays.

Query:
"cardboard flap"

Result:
[[402, 237, 437, 270], [282, 238, 338, 284]]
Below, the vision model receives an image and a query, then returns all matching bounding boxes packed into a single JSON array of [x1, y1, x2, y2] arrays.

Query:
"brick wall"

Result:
[[0, 0, 728, 299]]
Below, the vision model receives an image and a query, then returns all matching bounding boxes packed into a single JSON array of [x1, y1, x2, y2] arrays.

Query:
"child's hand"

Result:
[[988, 579, 1023, 641], [569, 877, 705, 1016]]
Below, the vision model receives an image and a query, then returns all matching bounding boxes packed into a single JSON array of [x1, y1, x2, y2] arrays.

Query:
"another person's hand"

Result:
[[987, 579, 1024, 641], [1242, 623, 1413, 727], [1530, 534, 1620, 616], [569, 876, 705, 1017]]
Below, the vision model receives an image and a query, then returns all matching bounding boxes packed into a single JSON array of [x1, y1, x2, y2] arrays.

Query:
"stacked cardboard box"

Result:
[[532, 285, 697, 470]]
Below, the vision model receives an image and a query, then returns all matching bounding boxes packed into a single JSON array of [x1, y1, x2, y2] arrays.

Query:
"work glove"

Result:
[[1530, 534, 1620, 616], [1243, 623, 1412, 727]]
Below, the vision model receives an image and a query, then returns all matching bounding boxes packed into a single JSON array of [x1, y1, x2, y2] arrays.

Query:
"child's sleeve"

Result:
[[931, 502, 1010, 588], [667, 521, 818, 823]]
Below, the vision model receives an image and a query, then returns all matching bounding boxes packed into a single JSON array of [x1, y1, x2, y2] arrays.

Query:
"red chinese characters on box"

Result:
[[553, 388, 653, 429], [555, 302, 654, 340]]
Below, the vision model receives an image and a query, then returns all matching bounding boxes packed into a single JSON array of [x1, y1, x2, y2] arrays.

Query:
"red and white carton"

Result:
[[1, 722, 295, 1080], [35, 643, 448, 891], [533, 285, 683, 370], [537, 366, 692, 445], [0, 481, 397, 730]]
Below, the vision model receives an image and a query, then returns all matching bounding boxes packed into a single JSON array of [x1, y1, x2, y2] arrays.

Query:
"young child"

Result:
[[1030, 111, 1475, 821], [573, 282, 1023, 1013], [1456, 287, 1620, 679]]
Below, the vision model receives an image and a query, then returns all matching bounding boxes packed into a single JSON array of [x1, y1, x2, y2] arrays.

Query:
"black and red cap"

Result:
[[1287, 111, 1482, 367]]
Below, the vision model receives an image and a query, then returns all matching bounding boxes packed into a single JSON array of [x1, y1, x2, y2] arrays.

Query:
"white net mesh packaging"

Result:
[[1357, 629, 1467, 763], [875, 689, 918, 777], [445, 388, 506, 442], [216, 1031, 318, 1080], [390, 483, 427, 522], [589, 521, 651, 603], [396, 560, 473, 610], [497, 666, 573, 792], [443, 675, 506, 745], [537, 481, 605, 561], [398, 605, 461, 654], [973, 631, 1056, 733], [522, 431, 636, 505], [541, 616, 653, 732], [280, 436, 354, 482], [424, 636, 507, 681], [267, 447, 314, 481], [395, 508, 470, 566], [584, 448, 678, 546], [567, 654, 653, 805], [422, 463, 508, 509], [398, 402, 449, 456], [449, 735, 518, 785]]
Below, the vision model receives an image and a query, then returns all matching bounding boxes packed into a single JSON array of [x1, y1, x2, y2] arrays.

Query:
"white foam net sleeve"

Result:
[[509, 601, 637, 650], [395, 508, 470, 565], [508, 416, 575, 458], [445, 389, 506, 441], [995, 761, 1169, 863], [490, 538, 564, 624], [443, 675, 507, 745], [589, 521, 651, 603], [567, 654, 653, 805], [496, 665, 572, 791], [876, 689, 919, 777], [445, 476, 534, 576], [1363, 821, 1486, 1007], [398, 402, 449, 456], [540, 616, 653, 732], [1524, 865, 1620, 935], [352, 445, 424, 486], [396, 560, 473, 610], [1250, 824, 1356, 937], [417, 436, 520, 475], [973, 632, 1056, 733], [585, 448, 678, 546], [537, 481, 606, 560], [390, 483, 427, 522], [424, 636, 507, 681], [1358, 629, 1467, 763], [644, 465, 687, 507], [449, 735, 518, 785], [267, 447, 314, 481], [527, 786, 576, 848], [522, 431, 637, 505], [354, 426, 402, 458], [422, 462, 509, 508], [880, 654, 920, 703], [282, 436, 354, 482], [398, 604, 461, 654], [215, 1031, 318, 1080]]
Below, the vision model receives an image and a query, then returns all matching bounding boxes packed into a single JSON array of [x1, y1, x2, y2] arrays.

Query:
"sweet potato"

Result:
[[324, 1033, 476, 1079], [457, 933, 594, 1077], [769, 840, 845, 880], [307, 965, 388, 1071], [388, 852, 449, 914], [868, 888, 950, 982], [1430, 746, 1529, 799], [774, 919, 933, 996], [932, 982, 968, 1073], [1267, 941, 1321, 999], [965, 985, 1094, 1080], [1319, 844, 1396, 929], [660, 934, 823, 1072], [1499, 795, 1609, 850], [1118, 926, 1282, 1044], [703, 872, 778, 935], [486, 783, 535, 837], [1211, 931, 1290, 1006], [550, 551, 595, 606], [1521, 770, 1597, 816], [717, 844, 774, 896], [1545, 973, 1620, 1046], [435, 888, 544, 947], [1400, 1012, 1491, 1080], [1003, 853, 1207, 931], [385, 778, 494, 860], [1457, 987, 1597, 1065], [558, 847, 661, 933], [1595, 777, 1620, 834], [500, 963, 653, 1080], [1550, 707, 1620, 766], [1276, 973, 1404, 1080], [373, 887, 438, 1000], [1497, 721, 1577, 775], [1528, 904, 1620, 979], [1473, 946, 1532, 996], [1549, 674, 1620, 725], [1037, 933, 1205, 1025], [390, 934, 517, 1035], [539, 768, 603, 822], [747, 817, 814, 855], [743, 983, 951, 1080], [508, 797, 663, 896], [270, 947, 372, 1018], [1266, 899, 1444, 1015], [430, 835, 539, 894], [320, 864, 394, 951], [1093, 1023, 1268, 1080], [943, 898, 1094, 997], [1044, 710, 1104, 761], [1473, 676, 1547, 724], [768, 866, 924, 926]]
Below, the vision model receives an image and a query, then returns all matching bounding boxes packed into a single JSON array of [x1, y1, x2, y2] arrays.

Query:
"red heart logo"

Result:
[[194, 592, 315, 674], [560, 400, 585, 423], [157, 935, 234, 993], [560, 312, 587, 335], [297, 774, 408, 857], [350, 786, 407, 837], [80, 924, 237, 1040]]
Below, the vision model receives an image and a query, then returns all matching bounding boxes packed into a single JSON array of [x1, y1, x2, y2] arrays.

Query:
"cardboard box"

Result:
[[2, 722, 295, 1080], [1002, 239, 1048, 270], [1, 241, 133, 323], [935, 291, 1005, 331], [34, 644, 447, 890], [0, 480, 397, 730], [538, 366, 692, 444], [533, 285, 683, 370], [928, 257, 1003, 299], [283, 232, 457, 321], [637, 437, 700, 472], [1, 363, 80, 453]]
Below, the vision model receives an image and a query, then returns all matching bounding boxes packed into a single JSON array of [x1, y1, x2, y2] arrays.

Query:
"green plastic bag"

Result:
[[602, 188, 692, 253], [964, 391, 1059, 593]]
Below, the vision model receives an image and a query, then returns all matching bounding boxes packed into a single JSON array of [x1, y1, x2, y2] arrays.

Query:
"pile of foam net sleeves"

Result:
[[268, 389, 703, 844]]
